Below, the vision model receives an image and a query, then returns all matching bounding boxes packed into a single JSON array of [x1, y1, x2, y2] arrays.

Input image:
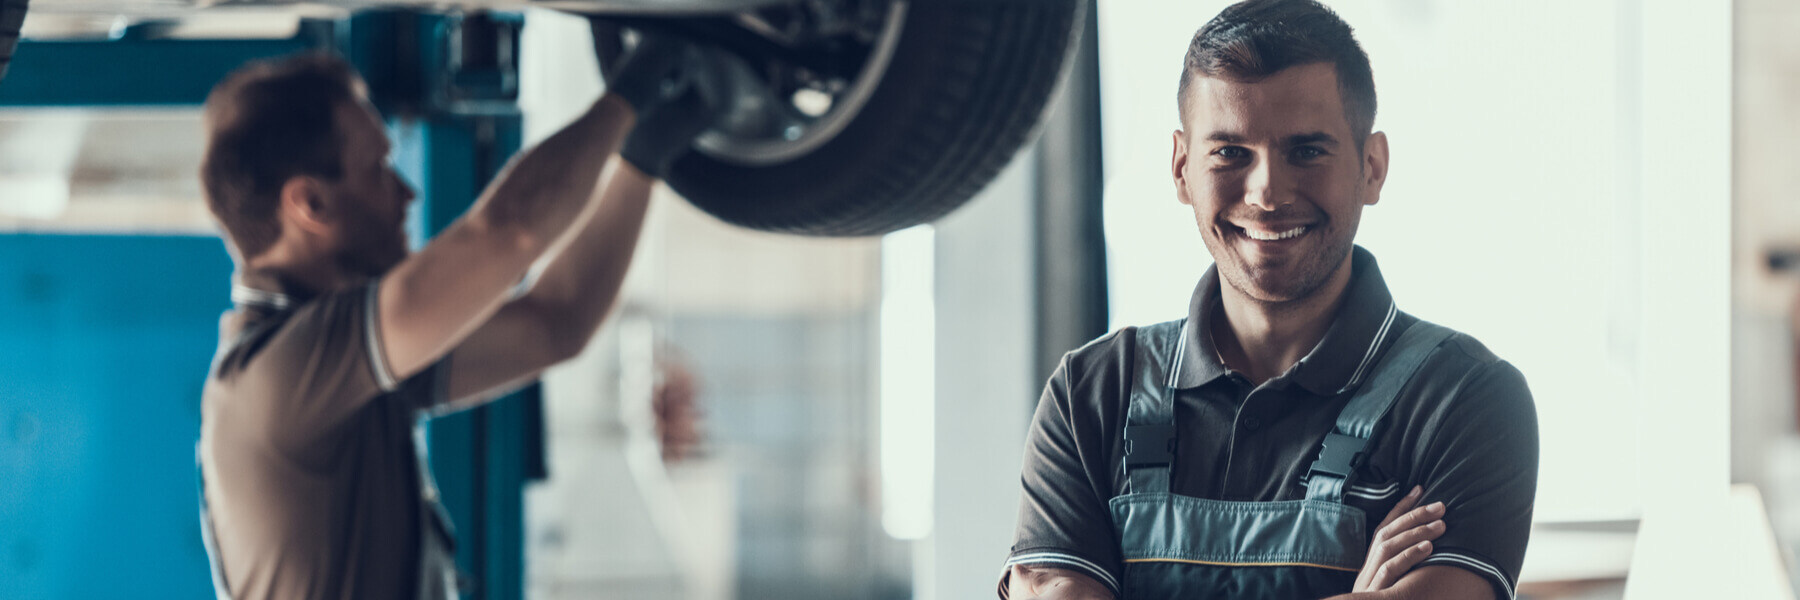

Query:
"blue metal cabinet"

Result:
[[0, 234, 232, 599]]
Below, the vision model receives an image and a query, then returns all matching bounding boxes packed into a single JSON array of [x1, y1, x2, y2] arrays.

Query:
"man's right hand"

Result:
[[617, 44, 731, 179], [377, 26, 674, 383], [1351, 485, 1446, 593], [597, 29, 695, 114], [592, 24, 733, 179]]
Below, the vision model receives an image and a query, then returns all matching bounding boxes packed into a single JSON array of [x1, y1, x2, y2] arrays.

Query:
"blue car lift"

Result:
[[0, 11, 541, 599]]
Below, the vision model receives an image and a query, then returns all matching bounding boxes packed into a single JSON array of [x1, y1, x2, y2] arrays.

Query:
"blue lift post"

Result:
[[345, 11, 538, 600], [0, 12, 540, 600]]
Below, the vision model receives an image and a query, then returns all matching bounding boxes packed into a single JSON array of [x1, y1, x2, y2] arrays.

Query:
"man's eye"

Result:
[[1293, 146, 1325, 160], [1214, 147, 1248, 159]]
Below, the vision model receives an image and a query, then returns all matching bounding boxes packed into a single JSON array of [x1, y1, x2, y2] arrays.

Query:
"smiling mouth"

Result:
[[1232, 224, 1312, 241]]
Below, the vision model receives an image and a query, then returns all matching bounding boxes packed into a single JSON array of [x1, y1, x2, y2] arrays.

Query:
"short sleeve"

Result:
[[998, 356, 1122, 599], [1412, 360, 1538, 600], [409, 349, 457, 414], [216, 280, 397, 446], [360, 279, 402, 393]]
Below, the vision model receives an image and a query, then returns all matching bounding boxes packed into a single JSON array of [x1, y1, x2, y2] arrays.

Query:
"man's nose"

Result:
[[1243, 155, 1288, 211], [394, 171, 417, 204]]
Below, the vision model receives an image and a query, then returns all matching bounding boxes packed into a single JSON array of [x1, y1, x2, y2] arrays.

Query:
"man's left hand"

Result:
[[1352, 485, 1446, 592]]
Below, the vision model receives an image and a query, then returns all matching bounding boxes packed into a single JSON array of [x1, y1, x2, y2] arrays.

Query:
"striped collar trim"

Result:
[[230, 284, 298, 312], [1336, 300, 1398, 394]]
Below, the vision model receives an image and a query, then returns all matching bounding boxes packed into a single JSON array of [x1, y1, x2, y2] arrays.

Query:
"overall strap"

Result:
[[1123, 319, 1188, 494], [1305, 320, 1454, 503]]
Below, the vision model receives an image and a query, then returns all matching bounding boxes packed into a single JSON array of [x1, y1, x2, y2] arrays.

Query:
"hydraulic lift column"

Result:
[[344, 11, 542, 600]]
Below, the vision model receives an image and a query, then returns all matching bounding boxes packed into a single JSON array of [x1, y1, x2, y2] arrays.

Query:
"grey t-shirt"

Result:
[[199, 279, 449, 600], [1002, 247, 1538, 599]]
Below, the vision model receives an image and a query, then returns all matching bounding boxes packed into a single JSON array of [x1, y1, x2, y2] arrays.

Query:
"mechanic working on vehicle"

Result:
[[194, 31, 724, 600], [1000, 1, 1537, 599]]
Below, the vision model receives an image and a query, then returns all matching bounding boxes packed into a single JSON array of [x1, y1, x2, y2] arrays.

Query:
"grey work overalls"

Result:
[[197, 288, 462, 600], [1111, 318, 1453, 598]]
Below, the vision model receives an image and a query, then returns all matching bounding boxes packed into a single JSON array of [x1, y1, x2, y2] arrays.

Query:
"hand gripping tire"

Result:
[[603, 0, 1085, 236]]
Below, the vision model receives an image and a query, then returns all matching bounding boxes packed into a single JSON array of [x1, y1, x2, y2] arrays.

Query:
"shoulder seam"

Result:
[[1069, 327, 1129, 356], [1055, 327, 1132, 403], [1440, 331, 1503, 366]]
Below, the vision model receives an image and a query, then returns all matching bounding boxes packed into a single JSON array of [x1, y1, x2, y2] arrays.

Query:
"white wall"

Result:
[[919, 147, 1040, 599]]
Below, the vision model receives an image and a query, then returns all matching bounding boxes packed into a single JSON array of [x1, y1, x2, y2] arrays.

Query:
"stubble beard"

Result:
[[336, 218, 409, 279], [1218, 225, 1354, 307], [1202, 207, 1359, 309]]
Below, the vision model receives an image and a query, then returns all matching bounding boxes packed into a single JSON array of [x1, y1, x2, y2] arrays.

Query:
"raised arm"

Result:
[[437, 45, 729, 407], [436, 159, 654, 406], [374, 36, 697, 382]]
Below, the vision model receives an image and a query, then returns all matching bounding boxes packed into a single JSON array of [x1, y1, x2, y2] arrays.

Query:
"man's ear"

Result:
[[1172, 129, 1194, 206], [1361, 131, 1390, 207], [278, 176, 333, 236]]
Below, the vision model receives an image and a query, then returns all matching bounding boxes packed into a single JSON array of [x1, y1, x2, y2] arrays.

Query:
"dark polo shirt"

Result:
[[1002, 246, 1537, 599], [199, 279, 450, 600]]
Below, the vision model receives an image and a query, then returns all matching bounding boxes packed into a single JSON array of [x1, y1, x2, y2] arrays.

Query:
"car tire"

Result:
[[643, 0, 1085, 236], [0, 0, 24, 84]]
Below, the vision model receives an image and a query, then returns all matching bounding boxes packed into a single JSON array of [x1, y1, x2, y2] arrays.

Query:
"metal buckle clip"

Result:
[[1124, 424, 1177, 466], [1309, 432, 1367, 479]]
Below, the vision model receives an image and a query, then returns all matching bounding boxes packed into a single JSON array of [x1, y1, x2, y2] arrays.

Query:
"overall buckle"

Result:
[[1124, 424, 1177, 466], [1309, 432, 1367, 479]]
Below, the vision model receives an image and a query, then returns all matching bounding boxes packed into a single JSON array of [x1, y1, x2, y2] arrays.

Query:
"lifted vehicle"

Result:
[[0, 0, 1086, 235]]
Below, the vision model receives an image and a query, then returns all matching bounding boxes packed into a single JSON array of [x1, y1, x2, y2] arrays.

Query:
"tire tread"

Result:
[[668, 0, 1086, 236]]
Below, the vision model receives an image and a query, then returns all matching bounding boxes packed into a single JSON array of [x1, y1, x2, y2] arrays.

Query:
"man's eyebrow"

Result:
[[1201, 131, 1341, 147], [1203, 131, 1247, 144], [1283, 132, 1340, 147]]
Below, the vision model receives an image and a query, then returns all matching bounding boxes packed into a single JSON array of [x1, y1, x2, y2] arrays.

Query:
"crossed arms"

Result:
[[1004, 348, 1537, 600], [1005, 487, 1495, 599]]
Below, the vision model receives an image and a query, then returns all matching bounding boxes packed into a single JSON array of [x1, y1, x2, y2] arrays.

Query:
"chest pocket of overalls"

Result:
[[1110, 319, 1452, 599]]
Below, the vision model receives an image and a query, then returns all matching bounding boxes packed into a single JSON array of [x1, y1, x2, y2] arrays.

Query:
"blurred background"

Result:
[[0, 0, 1792, 598]]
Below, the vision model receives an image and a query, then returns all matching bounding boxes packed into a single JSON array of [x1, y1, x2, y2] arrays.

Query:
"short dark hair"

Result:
[[201, 53, 364, 260], [1178, 0, 1377, 148]]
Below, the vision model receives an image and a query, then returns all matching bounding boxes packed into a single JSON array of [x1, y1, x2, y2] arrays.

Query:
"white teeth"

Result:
[[1242, 225, 1308, 241]]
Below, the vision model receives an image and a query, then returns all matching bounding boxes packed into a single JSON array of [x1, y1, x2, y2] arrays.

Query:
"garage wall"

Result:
[[1734, 0, 1800, 593], [920, 146, 1041, 599]]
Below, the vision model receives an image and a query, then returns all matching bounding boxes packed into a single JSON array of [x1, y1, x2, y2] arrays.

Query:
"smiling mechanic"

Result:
[[1000, 1, 1538, 599], [195, 34, 723, 600]]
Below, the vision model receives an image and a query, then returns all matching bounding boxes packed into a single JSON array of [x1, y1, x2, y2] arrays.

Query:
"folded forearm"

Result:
[[465, 94, 635, 257], [1320, 591, 1387, 600], [524, 159, 654, 338], [1008, 566, 1115, 600]]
